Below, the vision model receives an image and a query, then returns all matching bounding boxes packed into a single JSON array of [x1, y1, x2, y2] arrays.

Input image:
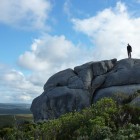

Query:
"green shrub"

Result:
[[116, 123, 140, 140], [0, 97, 140, 140]]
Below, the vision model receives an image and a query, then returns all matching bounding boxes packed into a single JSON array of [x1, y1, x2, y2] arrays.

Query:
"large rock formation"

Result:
[[31, 58, 140, 121]]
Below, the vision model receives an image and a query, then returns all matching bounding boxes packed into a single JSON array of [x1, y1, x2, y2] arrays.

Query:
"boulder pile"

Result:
[[31, 58, 140, 121]]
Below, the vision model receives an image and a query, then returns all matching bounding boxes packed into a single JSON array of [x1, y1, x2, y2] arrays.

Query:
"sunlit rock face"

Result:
[[31, 58, 140, 121]]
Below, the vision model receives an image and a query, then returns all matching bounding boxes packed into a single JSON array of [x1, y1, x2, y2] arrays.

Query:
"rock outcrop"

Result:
[[31, 58, 140, 122]]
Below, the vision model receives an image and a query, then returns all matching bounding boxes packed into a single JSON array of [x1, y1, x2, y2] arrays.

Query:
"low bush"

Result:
[[0, 98, 140, 140]]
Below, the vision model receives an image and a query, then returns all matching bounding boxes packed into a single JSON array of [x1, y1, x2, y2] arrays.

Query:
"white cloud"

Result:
[[18, 34, 93, 87], [0, 34, 93, 103], [18, 34, 93, 70], [16, 1, 140, 103], [72, 2, 140, 60], [63, 0, 72, 17], [0, 0, 51, 30], [3, 1, 140, 104], [0, 67, 42, 103]]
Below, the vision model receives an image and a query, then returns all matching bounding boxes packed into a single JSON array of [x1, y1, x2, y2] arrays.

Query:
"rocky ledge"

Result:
[[31, 58, 140, 121]]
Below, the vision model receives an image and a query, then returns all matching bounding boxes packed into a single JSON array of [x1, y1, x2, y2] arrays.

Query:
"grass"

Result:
[[0, 114, 33, 128]]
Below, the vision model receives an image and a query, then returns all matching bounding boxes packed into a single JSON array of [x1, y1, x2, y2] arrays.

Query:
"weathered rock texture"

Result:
[[31, 58, 140, 121]]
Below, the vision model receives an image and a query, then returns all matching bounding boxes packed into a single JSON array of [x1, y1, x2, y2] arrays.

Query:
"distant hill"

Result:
[[0, 103, 31, 114]]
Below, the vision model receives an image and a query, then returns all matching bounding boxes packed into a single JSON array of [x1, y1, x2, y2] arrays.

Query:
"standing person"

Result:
[[127, 43, 132, 58]]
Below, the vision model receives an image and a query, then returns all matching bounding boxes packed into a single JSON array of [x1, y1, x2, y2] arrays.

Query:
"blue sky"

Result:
[[1, 0, 140, 103]]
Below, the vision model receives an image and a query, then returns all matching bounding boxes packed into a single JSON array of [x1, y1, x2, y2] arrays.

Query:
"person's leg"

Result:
[[127, 51, 129, 58]]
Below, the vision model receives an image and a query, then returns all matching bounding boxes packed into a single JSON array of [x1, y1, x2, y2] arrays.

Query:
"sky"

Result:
[[1, 0, 140, 103]]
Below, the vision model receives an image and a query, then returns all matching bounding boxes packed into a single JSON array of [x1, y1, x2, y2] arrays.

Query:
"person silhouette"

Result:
[[127, 43, 132, 58]]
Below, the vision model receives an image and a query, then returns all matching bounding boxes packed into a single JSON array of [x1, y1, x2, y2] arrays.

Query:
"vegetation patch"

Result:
[[0, 98, 140, 140]]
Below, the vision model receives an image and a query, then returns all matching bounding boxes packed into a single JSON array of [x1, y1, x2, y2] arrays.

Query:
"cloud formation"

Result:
[[63, 0, 72, 17], [0, 66, 42, 103], [72, 2, 140, 60], [18, 34, 93, 87], [7, 2, 140, 103], [0, 0, 51, 30], [1, 1, 140, 103]]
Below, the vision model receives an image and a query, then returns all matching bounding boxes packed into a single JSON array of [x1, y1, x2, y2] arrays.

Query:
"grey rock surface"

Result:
[[43, 68, 76, 91], [31, 87, 90, 121], [31, 58, 140, 121], [92, 59, 117, 76], [102, 59, 140, 87], [74, 59, 117, 89], [93, 85, 140, 103], [74, 62, 94, 89]]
